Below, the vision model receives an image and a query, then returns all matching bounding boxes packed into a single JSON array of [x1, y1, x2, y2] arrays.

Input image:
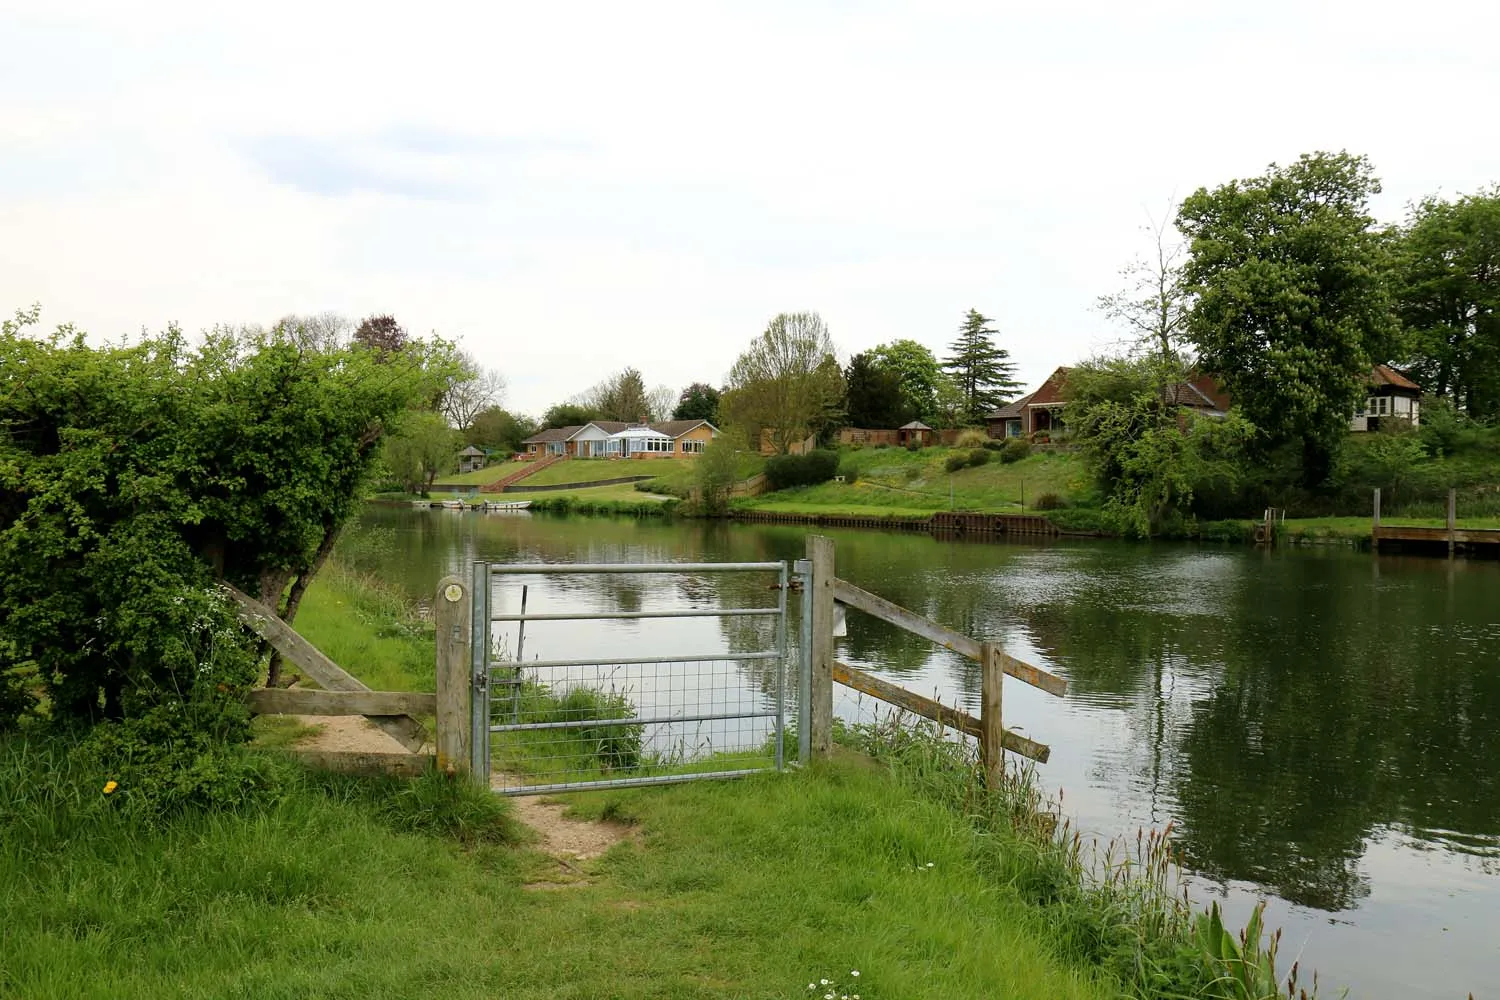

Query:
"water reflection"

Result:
[[349, 507, 1500, 996]]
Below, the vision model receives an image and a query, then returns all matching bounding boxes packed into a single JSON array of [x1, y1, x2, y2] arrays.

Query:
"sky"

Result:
[[3, 0, 1498, 418]]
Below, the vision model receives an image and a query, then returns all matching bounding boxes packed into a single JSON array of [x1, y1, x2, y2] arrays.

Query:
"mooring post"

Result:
[[1372, 488, 1381, 552], [1448, 487, 1457, 558], [434, 575, 472, 780], [807, 535, 835, 759], [980, 642, 1004, 790]]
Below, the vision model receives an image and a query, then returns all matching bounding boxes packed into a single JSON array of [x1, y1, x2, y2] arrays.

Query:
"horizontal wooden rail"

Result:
[[246, 689, 437, 717], [832, 578, 1067, 697], [834, 661, 1050, 763], [225, 585, 428, 752], [289, 750, 434, 778]]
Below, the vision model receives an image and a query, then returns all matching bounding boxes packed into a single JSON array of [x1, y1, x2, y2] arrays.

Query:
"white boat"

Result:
[[483, 499, 532, 511], [440, 499, 466, 509]]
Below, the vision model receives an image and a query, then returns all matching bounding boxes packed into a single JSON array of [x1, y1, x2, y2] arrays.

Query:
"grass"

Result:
[[433, 460, 528, 486], [290, 560, 436, 693], [519, 457, 690, 486], [736, 447, 1090, 518], [1279, 514, 1500, 542], [0, 734, 1125, 1000]]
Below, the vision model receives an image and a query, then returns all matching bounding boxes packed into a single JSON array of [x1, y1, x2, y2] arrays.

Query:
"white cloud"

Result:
[[2, 0, 1497, 416]]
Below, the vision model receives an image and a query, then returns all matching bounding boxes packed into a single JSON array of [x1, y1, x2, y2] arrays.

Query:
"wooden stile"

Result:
[[288, 750, 432, 778], [226, 584, 428, 752], [245, 689, 435, 716], [807, 536, 836, 757]]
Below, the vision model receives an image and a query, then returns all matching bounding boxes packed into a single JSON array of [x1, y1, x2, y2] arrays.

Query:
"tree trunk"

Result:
[[265, 524, 342, 688]]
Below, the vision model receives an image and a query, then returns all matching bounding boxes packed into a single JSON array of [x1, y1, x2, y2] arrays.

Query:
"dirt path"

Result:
[[287, 716, 632, 867]]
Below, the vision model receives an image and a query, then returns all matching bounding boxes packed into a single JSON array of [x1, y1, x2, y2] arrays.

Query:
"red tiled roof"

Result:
[[1026, 367, 1072, 407], [1370, 364, 1420, 391], [985, 391, 1035, 421]]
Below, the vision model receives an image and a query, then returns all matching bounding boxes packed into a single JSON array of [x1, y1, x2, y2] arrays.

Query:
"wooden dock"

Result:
[[1372, 488, 1500, 556]]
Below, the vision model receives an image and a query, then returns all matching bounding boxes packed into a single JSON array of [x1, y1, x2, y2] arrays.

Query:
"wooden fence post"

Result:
[[434, 575, 472, 780], [980, 642, 1004, 789], [1448, 488, 1457, 558], [807, 535, 835, 758], [1372, 488, 1381, 552]]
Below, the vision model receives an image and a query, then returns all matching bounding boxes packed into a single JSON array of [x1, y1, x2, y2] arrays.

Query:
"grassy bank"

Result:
[[736, 446, 1091, 518]]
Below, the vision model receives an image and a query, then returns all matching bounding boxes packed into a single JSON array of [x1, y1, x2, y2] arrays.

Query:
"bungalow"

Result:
[[985, 367, 1229, 441], [988, 364, 1414, 439], [1351, 365, 1421, 431], [521, 420, 718, 459]]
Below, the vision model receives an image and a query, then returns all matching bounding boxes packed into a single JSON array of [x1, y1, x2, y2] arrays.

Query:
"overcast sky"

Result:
[[3, 1, 1497, 417]]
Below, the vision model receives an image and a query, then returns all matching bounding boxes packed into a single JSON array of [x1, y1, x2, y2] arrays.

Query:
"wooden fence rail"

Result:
[[807, 535, 1063, 782], [229, 575, 475, 780]]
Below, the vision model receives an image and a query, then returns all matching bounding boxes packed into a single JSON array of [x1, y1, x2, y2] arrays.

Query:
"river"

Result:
[[347, 506, 1500, 998]]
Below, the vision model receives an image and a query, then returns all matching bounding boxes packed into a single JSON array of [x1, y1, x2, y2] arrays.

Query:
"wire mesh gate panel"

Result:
[[471, 561, 790, 795]]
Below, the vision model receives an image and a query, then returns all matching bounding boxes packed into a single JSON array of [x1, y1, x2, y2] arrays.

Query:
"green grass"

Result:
[[737, 447, 1090, 517], [1280, 514, 1500, 541], [0, 735, 1121, 1000], [520, 457, 690, 486], [434, 461, 527, 486], [291, 561, 436, 693]]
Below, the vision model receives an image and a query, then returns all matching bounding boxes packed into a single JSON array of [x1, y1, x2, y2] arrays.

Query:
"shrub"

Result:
[[906, 440, 922, 452], [1031, 492, 1067, 511], [764, 449, 840, 489], [983, 439, 1004, 451], [1000, 438, 1032, 464], [954, 428, 989, 449], [967, 448, 991, 468], [944, 453, 968, 473]]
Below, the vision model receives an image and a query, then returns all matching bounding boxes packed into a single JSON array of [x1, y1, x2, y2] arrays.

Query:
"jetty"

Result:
[[1373, 488, 1500, 556]]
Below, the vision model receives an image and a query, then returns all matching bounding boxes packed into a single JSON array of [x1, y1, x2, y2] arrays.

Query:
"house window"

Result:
[[1376, 397, 1389, 416], [1356, 400, 1366, 417], [681, 439, 705, 454]]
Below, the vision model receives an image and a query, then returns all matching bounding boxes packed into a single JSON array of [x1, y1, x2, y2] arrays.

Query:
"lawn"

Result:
[[435, 461, 527, 486], [738, 447, 1091, 517], [1281, 514, 1500, 540], [520, 457, 690, 486], [0, 738, 1117, 1000], [423, 483, 674, 505]]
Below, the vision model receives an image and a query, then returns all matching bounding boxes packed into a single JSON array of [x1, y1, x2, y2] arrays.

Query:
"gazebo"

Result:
[[456, 445, 487, 474], [897, 420, 934, 448], [609, 424, 674, 457]]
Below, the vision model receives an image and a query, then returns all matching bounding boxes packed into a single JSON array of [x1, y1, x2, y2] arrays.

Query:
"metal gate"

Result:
[[470, 561, 792, 795]]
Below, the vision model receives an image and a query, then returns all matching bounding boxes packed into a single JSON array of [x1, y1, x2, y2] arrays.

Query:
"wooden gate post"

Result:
[[980, 642, 1004, 790], [434, 575, 473, 779], [1448, 488, 1458, 558], [807, 535, 835, 758]]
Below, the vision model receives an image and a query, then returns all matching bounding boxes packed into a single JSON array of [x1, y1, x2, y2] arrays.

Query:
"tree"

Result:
[[843, 352, 904, 428], [542, 402, 598, 429], [1097, 201, 1192, 359], [943, 309, 1021, 425], [1177, 151, 1396, 487], [1067, 354, 1254, 536], [721, 311, 843, 454], [382, 410, 460, 494], [648, 384, 678, 423], [275, 311, 353, 353], [466, 406, 537, 455], [0, 309, 454, 726], [353, 314, 409, 355], [440, 349, 507, 430], [695, 428, 746, 515], [1391, 188, 1500, 421], [673, 382, 722, 423], [580, 367, 651, 422], [870, 339, 945, 423]]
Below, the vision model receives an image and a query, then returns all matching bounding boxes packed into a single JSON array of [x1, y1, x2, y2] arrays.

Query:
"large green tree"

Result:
[[466, 406, 537, 455], [870, 339, 946, 424], [943, 309, 1020, 425], [1392, 188, 1500, 421], [721, 312, 844, 454], [1177, 151, 1396, 486], [842, 352, 904, 428], [672, 382, 721, 423], [382, 410, 461, 493]]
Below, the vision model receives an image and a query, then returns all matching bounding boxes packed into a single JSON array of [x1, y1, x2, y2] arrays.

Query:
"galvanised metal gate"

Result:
[[470, 561, 792, 795]]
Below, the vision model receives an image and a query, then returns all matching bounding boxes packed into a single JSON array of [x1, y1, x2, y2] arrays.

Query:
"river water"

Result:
[[349, 506, 1500, 998]]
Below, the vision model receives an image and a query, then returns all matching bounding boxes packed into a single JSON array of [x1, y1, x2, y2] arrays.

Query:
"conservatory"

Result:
[[608, 424, 674, 457]]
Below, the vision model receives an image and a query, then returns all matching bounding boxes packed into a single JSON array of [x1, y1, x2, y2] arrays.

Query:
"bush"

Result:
[[906, 440, 922, 452], [967, 448, 991, 468], [983, 439, 1005, 451], [944, 453, 968, 473], [954, 428, 989, 449], [1031, 492, 1067, 511], [1000, 438, 1032, 464], [764, 449, 840, 489]]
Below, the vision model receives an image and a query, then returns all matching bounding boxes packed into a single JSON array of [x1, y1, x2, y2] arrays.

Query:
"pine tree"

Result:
[[943, 309, 1020, 424]]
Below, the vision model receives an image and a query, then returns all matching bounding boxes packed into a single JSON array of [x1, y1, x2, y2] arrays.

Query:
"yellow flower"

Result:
[[103, 780, 118, 795]]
